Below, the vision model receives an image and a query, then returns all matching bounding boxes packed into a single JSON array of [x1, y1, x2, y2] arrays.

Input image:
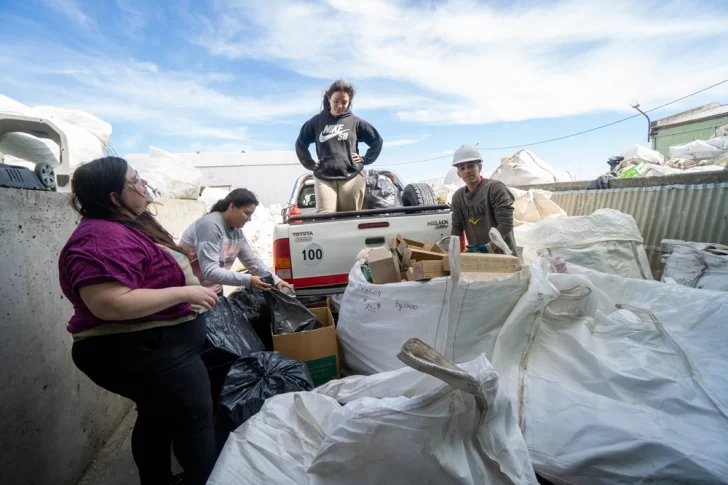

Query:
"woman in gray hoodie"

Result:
[[295, 80, 383, 213]]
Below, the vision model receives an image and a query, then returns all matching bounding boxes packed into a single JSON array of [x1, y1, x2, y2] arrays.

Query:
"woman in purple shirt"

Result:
[[59, 157, 219, 485]]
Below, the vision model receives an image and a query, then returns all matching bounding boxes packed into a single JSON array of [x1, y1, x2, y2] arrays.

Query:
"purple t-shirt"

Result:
[[59, 218, 192, 334]]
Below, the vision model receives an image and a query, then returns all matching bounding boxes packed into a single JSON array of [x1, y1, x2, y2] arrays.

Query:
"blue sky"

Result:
[[1, 0, 727, 182]]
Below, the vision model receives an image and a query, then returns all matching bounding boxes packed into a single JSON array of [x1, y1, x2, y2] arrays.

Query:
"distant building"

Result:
[[126, 150, 308, 207], [651, 102, 728, 158]]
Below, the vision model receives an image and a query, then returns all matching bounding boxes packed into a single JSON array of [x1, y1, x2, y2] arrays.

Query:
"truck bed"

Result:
[[273, 205, 452, 296]]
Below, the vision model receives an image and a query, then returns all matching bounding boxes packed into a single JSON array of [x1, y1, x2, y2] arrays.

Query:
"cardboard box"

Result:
[[423, 241, 447, 254], [272, 307, 339, 387], [445, 253, 522, 273], [367, 248, 401, 284], [411, 260, 449, 280], [393, 234, 425, 257], [403, 247, 448, 267]]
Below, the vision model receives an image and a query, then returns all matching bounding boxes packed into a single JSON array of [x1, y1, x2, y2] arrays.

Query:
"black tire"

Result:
[[34, 163, 56, 190], [402, 183, 437, 207]]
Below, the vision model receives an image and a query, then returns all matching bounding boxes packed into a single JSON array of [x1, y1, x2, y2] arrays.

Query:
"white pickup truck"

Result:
[[272, 170, 455, 295]]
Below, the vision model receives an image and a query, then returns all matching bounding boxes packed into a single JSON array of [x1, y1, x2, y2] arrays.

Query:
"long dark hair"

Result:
[[71, 157, 180, 251], [322, 79, 356, 113], [209, 188, 259, 213]]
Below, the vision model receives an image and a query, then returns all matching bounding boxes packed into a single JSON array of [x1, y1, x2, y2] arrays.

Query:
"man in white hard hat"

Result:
[[450, 144, 517, 255]]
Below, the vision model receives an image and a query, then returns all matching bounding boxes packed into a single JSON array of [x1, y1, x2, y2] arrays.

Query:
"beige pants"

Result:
[[314, 173, 366, 213]]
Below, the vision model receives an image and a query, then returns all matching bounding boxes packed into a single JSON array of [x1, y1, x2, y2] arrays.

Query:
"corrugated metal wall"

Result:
[[549, 183, 728, 279]]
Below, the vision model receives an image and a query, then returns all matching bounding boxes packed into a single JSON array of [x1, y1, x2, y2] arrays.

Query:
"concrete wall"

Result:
[[0, 189, 205, 485]]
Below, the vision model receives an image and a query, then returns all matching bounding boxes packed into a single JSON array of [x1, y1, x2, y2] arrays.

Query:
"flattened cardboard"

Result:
[[272, 307, 339, 387], [445, 253, 521, 273], [367, 248, 401, 284], [412, 260, 449, 281], [403, 247, 448, 267]]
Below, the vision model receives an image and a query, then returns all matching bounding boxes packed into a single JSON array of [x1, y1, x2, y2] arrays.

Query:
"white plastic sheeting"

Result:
[[513, 209, 653, 280], [243, 203, 282, 268], [620, 144, 665, 165], [661, 239, 728, 292], [509, 187, 567, 226], [126, 147, 202, 200], [199, 187, 230, 212], [491, 260, 728, 484], [669, 136, 728, 161], [337, 237, 529, 375], [208, 351, 538, 485], [491, 150, 572, 186], [0, 94, 111, 171]]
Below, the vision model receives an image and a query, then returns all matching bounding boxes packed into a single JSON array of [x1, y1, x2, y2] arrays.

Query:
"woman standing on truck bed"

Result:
[[58, 157, 219, 485], [295, 79, 384, 213]]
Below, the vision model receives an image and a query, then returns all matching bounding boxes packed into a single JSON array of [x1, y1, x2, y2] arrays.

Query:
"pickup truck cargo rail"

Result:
[[289, 204, 450, 222]]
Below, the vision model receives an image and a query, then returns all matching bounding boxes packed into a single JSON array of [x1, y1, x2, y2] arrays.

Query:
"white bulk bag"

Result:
[[491, 260, 728, 484], [337, 238, 529, 375], [662, 239, 728, 292], [491, 149, 572, 186], [510, 188, 567, 225], [208, 340, 538, 485], [620, 144, 665, 165], [669, 138, 726, 160], [126, 147, 202, 200], [513, 208, 653, 279]]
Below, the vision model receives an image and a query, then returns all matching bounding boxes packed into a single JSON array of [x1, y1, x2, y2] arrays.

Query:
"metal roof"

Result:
[[653, 102, 728, 129]]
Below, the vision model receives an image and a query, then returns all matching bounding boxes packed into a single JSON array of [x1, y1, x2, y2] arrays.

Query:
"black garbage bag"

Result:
[[263, 288, 322, 335], [201, 295, 266, 419], [218, 351, 313, 433], [364, 170, 403, 209], [204, 295, 265, 359], [228, 288, 273, 350]]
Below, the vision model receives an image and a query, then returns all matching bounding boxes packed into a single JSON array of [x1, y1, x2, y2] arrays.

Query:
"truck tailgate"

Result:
[[288, 211, 451, 291]]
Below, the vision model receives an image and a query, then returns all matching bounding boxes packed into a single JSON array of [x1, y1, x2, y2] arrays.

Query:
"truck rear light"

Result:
[[460, 233, 466, 252], [358, 222, 390, 229], [273, 238, 293, 281]]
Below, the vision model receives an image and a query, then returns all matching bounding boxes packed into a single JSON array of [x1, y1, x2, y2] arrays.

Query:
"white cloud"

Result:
[[43, 0, 91, 27], [1, 47, 319, 141], [385, 135, 429, 148], [194, 0, 728, 124], [386, 138, 421, 147]]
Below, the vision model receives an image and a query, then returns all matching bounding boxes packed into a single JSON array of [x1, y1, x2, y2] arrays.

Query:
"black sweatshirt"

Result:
[[295, 110, 383, 181], [450, 179, 518, 255]]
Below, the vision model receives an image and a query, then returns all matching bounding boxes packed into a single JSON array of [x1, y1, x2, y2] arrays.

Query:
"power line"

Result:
[[389, 77, 728, 167]]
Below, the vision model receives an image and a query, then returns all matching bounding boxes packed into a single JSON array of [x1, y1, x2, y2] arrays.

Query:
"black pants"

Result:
[[72, 315, 216, 485]]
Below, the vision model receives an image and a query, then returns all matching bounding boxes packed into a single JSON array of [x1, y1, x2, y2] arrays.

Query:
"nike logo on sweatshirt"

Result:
[[319, 124, 350, 143]]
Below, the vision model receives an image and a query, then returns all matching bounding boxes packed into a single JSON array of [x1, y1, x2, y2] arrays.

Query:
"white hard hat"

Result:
[[452, 144, 482, 166]]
